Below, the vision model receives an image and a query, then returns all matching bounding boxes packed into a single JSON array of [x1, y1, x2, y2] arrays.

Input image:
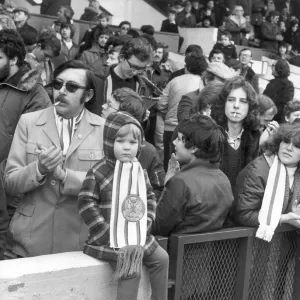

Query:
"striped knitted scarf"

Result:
[[256, 154, 300, 242], [110, 158, 147, 279]]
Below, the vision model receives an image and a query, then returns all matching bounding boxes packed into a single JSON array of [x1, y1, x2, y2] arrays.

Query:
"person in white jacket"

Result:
[[157, 53, 208, 170]]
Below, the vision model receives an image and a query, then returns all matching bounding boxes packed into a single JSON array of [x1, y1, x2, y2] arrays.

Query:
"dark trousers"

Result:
[[110, 245, 169, 300]]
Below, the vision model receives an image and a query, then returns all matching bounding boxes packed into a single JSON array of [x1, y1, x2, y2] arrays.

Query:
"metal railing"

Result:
[[168, 225, 300, 300]]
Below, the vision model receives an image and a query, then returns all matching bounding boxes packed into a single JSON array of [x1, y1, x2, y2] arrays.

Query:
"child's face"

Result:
[[173, 132, 195, 165], [279, 46, 287, 55], [221, 35, 230, 46], [285, 110, 300, 124], [203, 20, 211, 27], [114, 132, 139, 162], [99, 18, 108, 27]]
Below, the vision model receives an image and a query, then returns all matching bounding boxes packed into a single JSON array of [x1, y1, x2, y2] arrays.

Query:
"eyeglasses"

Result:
[[107, 102, 119, 111], [52, 79, 87, 93], [121, 26, 129, 31], [126, 59, 147, 72]]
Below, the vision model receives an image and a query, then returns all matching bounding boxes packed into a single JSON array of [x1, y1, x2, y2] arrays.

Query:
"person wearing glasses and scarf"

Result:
[[4, 61, 105, 259]]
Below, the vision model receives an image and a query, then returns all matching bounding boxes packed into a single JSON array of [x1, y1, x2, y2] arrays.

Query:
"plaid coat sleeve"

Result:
[[78, 168, 110, 245], [144, 170, 157, 233]]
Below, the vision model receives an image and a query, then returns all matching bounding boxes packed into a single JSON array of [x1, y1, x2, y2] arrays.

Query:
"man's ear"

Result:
[[191, 146, 198, 154], [284, 115, 289, 123], [10, 56, 18, 67], [85, 89, 94, 103]]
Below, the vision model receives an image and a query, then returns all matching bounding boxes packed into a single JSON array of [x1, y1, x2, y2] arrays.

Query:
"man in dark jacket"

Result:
[[13, 7, 37, 50], [0, 29, 51, 259], [239, 48, 259, 93], [152, 115, 233, 236], [0, 29, 51, 163], [260, 10, 283, 51], [176, 1, 197, 28]]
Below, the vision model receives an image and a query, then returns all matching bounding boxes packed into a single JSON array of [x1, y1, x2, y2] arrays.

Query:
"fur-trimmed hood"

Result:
[[2, 62, 43, 92]]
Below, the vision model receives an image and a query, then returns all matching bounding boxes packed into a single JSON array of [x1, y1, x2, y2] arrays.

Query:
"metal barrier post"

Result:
[[234, 235, 254, 300]]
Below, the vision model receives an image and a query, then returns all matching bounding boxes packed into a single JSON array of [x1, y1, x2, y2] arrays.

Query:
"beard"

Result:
[[0, 61, 11, 82]]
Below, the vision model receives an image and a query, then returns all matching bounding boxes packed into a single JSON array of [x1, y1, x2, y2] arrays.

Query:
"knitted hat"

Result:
[[13, 6, 29, 15], [206, 62, 234, 80]]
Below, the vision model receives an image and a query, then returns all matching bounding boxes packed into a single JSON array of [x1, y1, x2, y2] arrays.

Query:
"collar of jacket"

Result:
[[181, 158, 220, 173], [0, 62, 42, 92], [88, 44, 105, 54]]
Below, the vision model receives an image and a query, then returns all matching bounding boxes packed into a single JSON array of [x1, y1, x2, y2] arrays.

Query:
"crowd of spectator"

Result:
[[0, 0, 300, 299]]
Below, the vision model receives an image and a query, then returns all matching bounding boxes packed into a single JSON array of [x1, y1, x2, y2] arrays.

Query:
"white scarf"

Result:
[[256, 155, 287, 242], [54, 108, 85, 156], [110, 159, 147, 248]]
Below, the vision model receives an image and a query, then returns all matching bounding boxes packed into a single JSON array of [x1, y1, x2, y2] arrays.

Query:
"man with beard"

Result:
[[4, 60, 105, 258], [13, 7, 38, 51], [145, 42, 172, 148], [0, 29, 51, 260]]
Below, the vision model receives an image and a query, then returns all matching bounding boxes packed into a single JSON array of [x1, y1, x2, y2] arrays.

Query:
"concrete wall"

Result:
[[0, 252, 151, 300]]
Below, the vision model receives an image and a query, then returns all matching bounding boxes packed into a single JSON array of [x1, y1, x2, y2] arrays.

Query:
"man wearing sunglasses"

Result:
[[4, 61, 105, 258], [105, 37, 152, 103]]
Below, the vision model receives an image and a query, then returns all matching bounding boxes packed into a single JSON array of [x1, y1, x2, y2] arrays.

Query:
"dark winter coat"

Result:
[[152, 158, 234, 236], [80, 7, 99, 22], [263, 77, 294, 122], [160, 19, 179, 34], [17, 22, 38, 46], [0, 63, 51, 163], [260, 21, 281, 51], [232, 155, 300, 227]]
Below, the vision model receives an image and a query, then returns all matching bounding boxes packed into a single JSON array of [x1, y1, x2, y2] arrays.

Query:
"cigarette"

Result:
[[234, 112, 237, 117], [54, 101, 61, 106]]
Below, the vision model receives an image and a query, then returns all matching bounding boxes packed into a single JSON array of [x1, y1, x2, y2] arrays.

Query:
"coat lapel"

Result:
[[64, 110, 103, 162], [36, 107, 60, 148]]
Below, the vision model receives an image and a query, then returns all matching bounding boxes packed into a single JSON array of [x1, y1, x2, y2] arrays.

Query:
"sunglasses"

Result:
[[121, 27, 129, 31], [52, 79, 87, 93], [126, 59, 146, 72]]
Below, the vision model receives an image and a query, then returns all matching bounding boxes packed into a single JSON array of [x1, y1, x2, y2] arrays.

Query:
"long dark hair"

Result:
[[211, 76, 260, 131]]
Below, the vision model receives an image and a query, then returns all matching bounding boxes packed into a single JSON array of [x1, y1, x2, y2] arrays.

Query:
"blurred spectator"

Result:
[[211, 76, 260, 190], [289, 52, 300, 67], [263, 59, 294, 122], [242, 14, 256, 46], [257, 94, 279, 145], [239, 48, 259, 93], [141, 25, 155, 36], [157, 54, 206, 170], [225, 5, 247, 45], [212, 31, 237, 61], [161, 8, 179, 33], [177, 1, 197, 28], [79, 13, 110, 53], [202, 15, 213, 27], [80, 0, 100, 22], [251, 0, 266, 35], [214, 0, 230, 27], [153, 115, 233, 237], [279, 0, 296, 16], [26, 30, 65, 87], [106, 45, 122, 66], [198, 0, 216, 27], [168, 44, 203, 82], [80, 27, 111, 68], [117, 21, 131, 36], [283, 100, 300, 124], [191, 0, 202, 23], [127, 29, 140, 38], [284, 19, 300, 53], [105, 37, 152, 102], [202, 62, 234, 85], [145, 42, 172, 147], [209, 48, 226, 63], [0, 29, 51, 164], [141, 33, 157, 50], [269, 41, 292, 60], [226, 58, 242, 75], [13, 7, 37, 51], [56, 5, 80, 44], [260, 10, 283, 51], [40, 0, 71, 16], [0, 13, 15, 30], [60, 23, 79, 61]]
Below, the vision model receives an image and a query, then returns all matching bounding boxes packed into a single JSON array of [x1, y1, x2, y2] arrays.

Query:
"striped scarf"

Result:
[[55, 108, 85, 155], [109, 158, 147, 280], [256, 155, 290, 242]]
